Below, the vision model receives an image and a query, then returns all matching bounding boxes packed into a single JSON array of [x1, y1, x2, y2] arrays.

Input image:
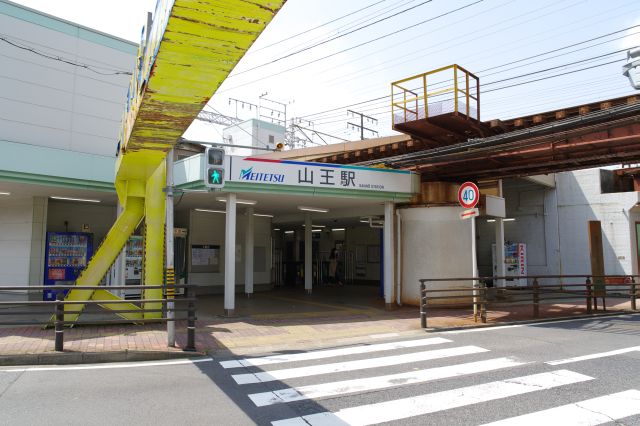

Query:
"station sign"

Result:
[[458, 181, 479, 209], [227, 157, 415, 194]]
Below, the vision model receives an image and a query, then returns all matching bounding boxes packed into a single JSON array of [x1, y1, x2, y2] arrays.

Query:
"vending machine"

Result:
[[124, 235, 144, 299], [492, 242, 527, 287], [43, 232, 93, 301]]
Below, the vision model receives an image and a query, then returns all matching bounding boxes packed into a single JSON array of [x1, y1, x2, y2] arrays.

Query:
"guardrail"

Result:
[[0, 284, 197, 352], [419, 275, 639, 329]]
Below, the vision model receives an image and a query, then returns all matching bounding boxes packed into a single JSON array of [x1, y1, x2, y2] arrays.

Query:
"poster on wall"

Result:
[[191, 244, 220, 273]]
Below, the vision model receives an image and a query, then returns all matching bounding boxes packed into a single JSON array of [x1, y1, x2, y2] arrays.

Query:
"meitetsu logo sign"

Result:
[[239, 167, 285, 183]]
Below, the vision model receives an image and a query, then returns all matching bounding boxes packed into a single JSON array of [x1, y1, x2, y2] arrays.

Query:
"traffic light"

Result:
[[204, 146, 225, 189]]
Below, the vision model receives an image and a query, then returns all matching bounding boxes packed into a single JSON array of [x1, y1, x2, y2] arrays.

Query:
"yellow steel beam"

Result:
[[143, 162, 166, 319]]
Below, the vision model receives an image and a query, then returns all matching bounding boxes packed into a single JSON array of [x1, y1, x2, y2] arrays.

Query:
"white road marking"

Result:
[[232, 345, 488, 385], [220, 337, 450, 369], [249, 357, 526, 407], [546, 346, 640, 365], [271, 369, 593, 426], [0, 357, 213, 373], [442, 324, 525, 334], [480, 389, 640, 425]]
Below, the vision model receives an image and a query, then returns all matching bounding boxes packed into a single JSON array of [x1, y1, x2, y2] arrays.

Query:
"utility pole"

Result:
[[347, 109, 378, 140]]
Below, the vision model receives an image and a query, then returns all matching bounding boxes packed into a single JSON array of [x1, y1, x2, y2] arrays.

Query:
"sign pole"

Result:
[[458, 181, 480, 321], [471, 214, 478, 321]]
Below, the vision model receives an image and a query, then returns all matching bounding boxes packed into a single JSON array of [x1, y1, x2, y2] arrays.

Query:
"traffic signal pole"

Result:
[[166, 149, 176, 346]]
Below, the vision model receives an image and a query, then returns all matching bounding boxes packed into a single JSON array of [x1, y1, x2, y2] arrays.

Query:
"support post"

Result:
[[225, 193, 237, 316], [245, 207, 254, 297], [384, 201, 394, 308], [165, 149, 175, 347], [144, 161, 166, 319], [420, 281, 427, 329], [185, 286, 196, 352], [495, 179, 505, 288], [631, 277, 637, 311], [304, 212, 312, 294], [480, 281, 487, 324], [54, 291, 64, 352], [586, 277, 592, 313], [532, 278, 539, 318]]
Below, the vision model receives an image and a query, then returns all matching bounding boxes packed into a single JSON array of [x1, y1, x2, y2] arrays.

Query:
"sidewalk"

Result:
[[0, 286, 636, 364]]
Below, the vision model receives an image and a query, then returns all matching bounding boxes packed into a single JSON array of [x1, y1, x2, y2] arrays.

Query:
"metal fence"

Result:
[[419, 275, 639, 329], [0, 284, 197, 352]]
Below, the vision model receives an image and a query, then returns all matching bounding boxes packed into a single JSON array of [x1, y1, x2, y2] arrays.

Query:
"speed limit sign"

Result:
[[458, 181, 479, 209]]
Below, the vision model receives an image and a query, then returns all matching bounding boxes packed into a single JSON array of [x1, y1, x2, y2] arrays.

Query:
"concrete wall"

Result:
[[400, 206, 474, 306], [186, 209, 272, 293], [0, 195, 48, 301], [556, 169, 639, 276], [0, 1, 136, 157]]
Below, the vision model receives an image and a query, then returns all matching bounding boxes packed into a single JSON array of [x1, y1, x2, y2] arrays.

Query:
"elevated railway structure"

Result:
[[304, 65, 640, 183]]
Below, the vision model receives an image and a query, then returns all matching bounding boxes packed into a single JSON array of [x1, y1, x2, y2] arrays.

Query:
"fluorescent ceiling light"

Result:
[[273, 228, 281, 231], [216, 197, 257, 205], [297, 206, 329, 213], [486, 219, 495, 223], [302, 224, 325, 228], [195, 208, 226, 214], [50, 196, 100, 203], [332, 228, 345, 231], [284, 230, 294, 234], [0, 192, 10, 196], [311, 229, 322, 233], [254, 213, 274, 218], [503, 218, 516, 222]]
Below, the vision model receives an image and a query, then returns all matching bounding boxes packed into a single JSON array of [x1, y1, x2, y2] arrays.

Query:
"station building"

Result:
[[1, 0, 639, 313]]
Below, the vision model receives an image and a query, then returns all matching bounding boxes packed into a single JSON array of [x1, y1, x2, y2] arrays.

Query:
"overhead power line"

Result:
[[250, 0, 389, 53], [219, 0, 486, 92], [0, 36, 132, 76], [231, 0, 435, 77]]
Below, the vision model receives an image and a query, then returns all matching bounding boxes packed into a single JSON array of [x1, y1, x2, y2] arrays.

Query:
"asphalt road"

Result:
[[1, 314, 639, 425]]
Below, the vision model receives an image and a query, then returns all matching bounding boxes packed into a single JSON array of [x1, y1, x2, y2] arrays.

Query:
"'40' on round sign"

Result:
[[458, 181, 479, 209]]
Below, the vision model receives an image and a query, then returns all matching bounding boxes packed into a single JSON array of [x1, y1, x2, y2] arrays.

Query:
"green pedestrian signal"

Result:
[[204, 147, 226, 189]]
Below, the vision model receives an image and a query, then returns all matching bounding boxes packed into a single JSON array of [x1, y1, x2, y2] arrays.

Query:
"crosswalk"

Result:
[[218, 336, 640, 425]]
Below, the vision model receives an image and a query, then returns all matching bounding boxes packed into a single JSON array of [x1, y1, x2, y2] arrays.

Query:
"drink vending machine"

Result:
[[43, 232, 93, 300], [492, 242, 527, 287]]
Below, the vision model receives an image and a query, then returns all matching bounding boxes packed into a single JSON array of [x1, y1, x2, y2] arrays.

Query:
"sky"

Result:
[[10, 0, 640, 146]]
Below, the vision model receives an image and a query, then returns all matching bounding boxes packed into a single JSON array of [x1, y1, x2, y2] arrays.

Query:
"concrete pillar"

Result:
[[495, 218, 505, 287], [305, 212, 312, 294], [384, 201, 394, 307], [224, 192, 236, 316], [495, 179, 505, 287], [245, 206, 254, 296]]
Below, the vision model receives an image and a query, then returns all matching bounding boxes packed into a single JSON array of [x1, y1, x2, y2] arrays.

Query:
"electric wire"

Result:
[[0, 36, 132, 76]]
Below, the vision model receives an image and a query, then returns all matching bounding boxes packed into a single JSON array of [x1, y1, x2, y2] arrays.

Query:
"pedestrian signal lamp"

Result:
[[204, 147, 226, 189]]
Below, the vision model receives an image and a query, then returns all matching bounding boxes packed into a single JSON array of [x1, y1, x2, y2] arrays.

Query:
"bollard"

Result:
[[586, 278, 592, 314], [420, 281, 427, 329], [631, 277, 637, 311], [185, 286, 196, 352], [532, 278, 539, 319], [480, 282, 487, 324], [54, 292, 64, 352]]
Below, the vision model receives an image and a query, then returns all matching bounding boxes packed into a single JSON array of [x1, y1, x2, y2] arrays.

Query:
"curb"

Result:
[[0, 349, 206, 366], [423, 310, 640, 332]]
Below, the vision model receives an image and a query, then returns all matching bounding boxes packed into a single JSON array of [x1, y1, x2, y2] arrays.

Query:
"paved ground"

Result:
[[1, 314, 638, 425], [0, 285, 636, 360]]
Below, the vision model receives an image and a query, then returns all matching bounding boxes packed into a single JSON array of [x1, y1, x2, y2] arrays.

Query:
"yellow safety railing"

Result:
[[391, 64, 480, 126]]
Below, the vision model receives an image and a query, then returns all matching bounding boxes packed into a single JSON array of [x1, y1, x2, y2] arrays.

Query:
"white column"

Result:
[[495, 179, 505, 287], [384, 201, 395, 307], [495, 218, 505, 287], [224, 192, 236, 316], [245, 206, 254, 297], [304, 212, 312, 294], [165, 149, 175, 346]]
